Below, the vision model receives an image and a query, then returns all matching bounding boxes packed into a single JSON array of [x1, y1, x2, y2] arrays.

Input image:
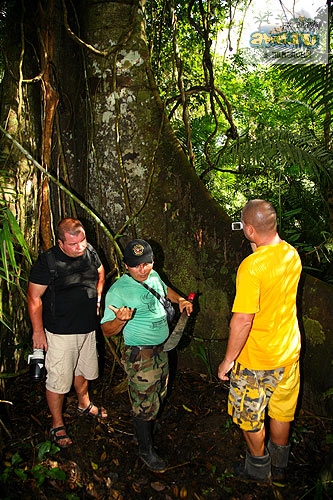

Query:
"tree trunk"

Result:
[[299, 274, 333, 417], [0, 1, 41, 378], [52, 0, 240, 345]]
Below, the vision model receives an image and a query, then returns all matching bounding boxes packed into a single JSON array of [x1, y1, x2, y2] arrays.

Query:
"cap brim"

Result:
[[124, 255, 153, 267]]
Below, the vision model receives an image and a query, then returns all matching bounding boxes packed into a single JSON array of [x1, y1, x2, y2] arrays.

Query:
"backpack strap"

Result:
[[86, 242, 101, 270], [44, 248, 57, 318], [44, 244, 99, 318], [44, 248, 58, 280]]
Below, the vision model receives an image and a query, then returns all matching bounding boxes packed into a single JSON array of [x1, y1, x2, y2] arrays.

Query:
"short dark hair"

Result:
[[57, 218, 85, 242]]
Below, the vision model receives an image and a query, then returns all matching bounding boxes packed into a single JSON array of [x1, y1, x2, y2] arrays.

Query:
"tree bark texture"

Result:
[[63, 0, 240, 344], [0, 1, 41, 376], [298, 274, 333, 417]]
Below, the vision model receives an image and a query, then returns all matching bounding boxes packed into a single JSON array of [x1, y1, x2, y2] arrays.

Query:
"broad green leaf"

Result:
[[5, 209, 32, 264], [11, 452, 23, 466], [47, 467, 66, 480], [37, 441, 51, 462], [14, 468, 28, 480]]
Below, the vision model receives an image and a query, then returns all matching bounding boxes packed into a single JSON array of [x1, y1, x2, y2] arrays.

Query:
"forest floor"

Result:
[[1, 350, 333, 500]]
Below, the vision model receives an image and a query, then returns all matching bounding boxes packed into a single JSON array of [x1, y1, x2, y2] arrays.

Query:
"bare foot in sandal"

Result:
[[50, 426, 72, 448], [78, 402, 108, 419]]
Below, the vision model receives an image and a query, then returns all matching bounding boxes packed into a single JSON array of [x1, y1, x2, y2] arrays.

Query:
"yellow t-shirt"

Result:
[[233, 241, 302, 370]]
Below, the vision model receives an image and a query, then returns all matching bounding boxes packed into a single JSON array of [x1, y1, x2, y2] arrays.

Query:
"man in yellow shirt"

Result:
[[218, 199, 302, 482]]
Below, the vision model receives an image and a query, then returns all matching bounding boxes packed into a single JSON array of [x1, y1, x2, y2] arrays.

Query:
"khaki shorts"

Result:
[[228, 360, 300, 432], [45, 330, 99, 394]]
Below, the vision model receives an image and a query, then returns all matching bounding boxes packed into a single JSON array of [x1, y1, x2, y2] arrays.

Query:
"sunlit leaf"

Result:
[[2, 220, 17, 271], [0, 230, 9, 282], [6, 209, 32, 264]]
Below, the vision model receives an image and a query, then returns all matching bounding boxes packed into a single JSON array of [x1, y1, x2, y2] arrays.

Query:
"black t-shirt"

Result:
[[29, 244, 101, 334]]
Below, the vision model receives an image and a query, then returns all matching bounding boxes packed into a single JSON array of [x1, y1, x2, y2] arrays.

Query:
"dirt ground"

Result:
[[1, 348, 332, 500]]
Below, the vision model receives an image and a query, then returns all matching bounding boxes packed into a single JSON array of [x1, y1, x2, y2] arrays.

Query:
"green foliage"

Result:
[[0, 205, 32, 328], [146, 0, 333, 282], [205, 93, 332, 280], [146, 0, 229, 101], [0, 163, 32, 276], [0, 207, 32, 283], [0, 163, 33, 328], [0, 440, 66, 489], [323, 387, 333, 400], [279, 54, 333, 117]]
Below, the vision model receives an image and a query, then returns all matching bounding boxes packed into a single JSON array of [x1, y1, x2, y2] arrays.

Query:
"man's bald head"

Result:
[[242, 200, 277, 235]]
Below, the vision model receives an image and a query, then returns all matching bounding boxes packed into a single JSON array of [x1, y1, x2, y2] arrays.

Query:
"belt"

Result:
[[126, 344, 164, 350]]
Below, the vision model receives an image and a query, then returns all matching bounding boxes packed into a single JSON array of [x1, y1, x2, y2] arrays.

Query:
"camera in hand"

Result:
[[28, 348, 45, 382]]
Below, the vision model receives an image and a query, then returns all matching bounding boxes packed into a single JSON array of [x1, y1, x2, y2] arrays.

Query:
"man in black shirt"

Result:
[[28, 218, 106, 448]]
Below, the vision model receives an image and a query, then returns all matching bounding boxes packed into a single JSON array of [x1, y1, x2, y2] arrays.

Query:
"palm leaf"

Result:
[[0, 208, 32, 285], [0, 227, 9, 282], [221, 129, 332, 182], [279, 55, 333, 115], [2, 219, 17, 273], [5, 209, 32, 264]]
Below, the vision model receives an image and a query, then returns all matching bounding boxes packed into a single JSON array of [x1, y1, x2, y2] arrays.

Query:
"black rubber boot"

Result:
[[244, 448, 271, 483], [134, 418, 167, 472], [267, 439, 290, 482]]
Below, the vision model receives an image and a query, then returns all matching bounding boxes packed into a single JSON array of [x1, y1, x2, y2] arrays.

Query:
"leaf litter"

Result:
[[0, 357, 332, 499]]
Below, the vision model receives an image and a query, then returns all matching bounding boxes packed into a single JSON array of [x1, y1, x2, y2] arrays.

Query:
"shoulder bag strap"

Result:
[[141, 282, 166, 306]]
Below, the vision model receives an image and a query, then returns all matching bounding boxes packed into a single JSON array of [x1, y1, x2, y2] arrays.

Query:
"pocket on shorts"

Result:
[[45, 347, 67, 392]]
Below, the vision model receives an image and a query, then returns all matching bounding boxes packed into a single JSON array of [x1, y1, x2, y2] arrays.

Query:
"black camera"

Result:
[[28, 349, 45, 382]]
